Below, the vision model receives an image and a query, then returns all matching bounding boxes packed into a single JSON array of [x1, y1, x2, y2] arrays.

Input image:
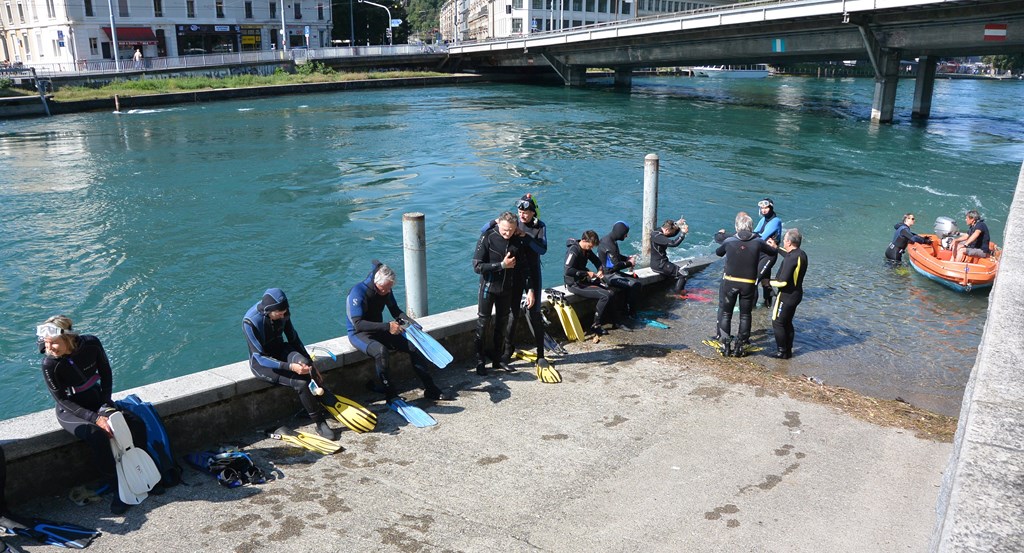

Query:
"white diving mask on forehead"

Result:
[[36, 323, 65, 339]]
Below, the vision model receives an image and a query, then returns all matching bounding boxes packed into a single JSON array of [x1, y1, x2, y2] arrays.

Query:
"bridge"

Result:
[[446, 0, 1024, 123]]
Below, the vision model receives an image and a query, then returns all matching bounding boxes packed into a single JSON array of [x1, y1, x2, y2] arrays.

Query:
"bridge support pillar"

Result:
[[870, 50, 901, 124], [614, 68, 632, 91], [565, 66, 587, 86], [912, 56, 937, 120]]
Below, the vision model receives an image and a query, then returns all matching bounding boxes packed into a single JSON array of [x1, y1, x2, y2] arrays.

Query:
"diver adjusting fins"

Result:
[[1, 514, 100, 549], [387, 398, 437, 428], [108, 410, 162, 505], [403, 325, 454, 368], [317, 387, 377, 433], [266, 427, 342, 455], [536, 358, 562, 384]]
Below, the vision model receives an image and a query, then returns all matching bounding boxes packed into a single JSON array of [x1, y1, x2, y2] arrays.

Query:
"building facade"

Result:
[[439, 0, 725, 43], [1, 0, 332, 68]]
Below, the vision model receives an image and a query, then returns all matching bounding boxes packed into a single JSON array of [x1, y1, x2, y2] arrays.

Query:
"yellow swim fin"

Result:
[[536, 358, 562, 384], [512, 349, 538, 362]]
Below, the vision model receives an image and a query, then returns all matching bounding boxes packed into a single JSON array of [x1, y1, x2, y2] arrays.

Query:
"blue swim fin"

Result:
[[403, 325, 453, 368], [1, 514, 101, 549], [387, 398, 437, 428], [638, 317, 670, 329]]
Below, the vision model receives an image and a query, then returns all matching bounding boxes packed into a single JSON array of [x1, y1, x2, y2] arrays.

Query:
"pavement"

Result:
[[10, 330, 951, 553]]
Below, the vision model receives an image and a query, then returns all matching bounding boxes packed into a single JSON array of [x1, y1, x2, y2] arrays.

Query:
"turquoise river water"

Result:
[[1, 76, 1022, 419]]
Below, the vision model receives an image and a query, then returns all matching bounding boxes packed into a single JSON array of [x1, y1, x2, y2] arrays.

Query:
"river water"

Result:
[[1, 76, 1021, 419]]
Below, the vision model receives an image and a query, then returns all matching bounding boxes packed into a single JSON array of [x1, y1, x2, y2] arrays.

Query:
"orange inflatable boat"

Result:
[[906, 235, 1000, 292]]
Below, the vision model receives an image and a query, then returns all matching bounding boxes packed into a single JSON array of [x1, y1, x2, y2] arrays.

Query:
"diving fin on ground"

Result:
[[403, 325, 454, 368], [0, 514, 101, 549], [114, 393, 183, 486], [522, 295, 567, 355], [638, 317, 670, 329], [317, 388, 377, 433], [511, 349, 538, 363], [535, 358, 562, 384], [701, 338, 730, 357], [266, 427, 342, 455], [387, 398, 437, 428], [544, 333, 568, 355], [108, 411, 161, 505]]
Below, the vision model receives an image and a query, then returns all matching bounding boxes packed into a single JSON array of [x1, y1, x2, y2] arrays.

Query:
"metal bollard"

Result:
[[403, 212, 428, 318], [640, 153, 660, 268]]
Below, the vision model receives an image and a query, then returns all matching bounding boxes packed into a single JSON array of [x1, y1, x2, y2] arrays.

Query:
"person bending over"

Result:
[[565, 230, 615, 336], [651, 217, 689, 293], [598, 221, 641, 323]]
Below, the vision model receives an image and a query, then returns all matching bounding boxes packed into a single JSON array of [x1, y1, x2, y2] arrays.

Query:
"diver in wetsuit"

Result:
[[714, 212, 778, 357], [244, 288, 335, 440], [770, 228, 808, 359], [598, 221, 641, 322], [346, 261, 445, 401], [482, 194, 548, 365], [565, 230, 615, 336], [38, 315, 156, 515], [885, 213, 930, 264], [650, 218, 689, 293], [473, 211, 533, 376], [753, 198, 783, 307]]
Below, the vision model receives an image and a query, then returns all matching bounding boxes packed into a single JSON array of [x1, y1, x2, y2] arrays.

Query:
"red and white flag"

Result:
[[983, 23, 1007, 41]]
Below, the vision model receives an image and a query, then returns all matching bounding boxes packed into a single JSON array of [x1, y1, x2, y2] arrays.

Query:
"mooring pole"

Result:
[[403, 212, 428, 318], [640, 153, 660, 268]]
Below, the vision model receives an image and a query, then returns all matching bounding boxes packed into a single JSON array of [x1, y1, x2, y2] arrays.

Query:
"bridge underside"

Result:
[[454, 0, 1024, 123]]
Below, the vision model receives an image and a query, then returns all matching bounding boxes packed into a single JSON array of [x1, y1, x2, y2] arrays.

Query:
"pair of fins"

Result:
[[308, 348, 378, 434], [636, 310, 670, 329], [701, 338, 763, 357], [545, 289, 584, 342], [0, 514, 100, 549], [266, 427, 342, 455], [387, 398, 436, 428], [522, 298, 568, 355], [511, 350, 562, 384], [108, 410, 162, 505], [402, 324, 454, 368]]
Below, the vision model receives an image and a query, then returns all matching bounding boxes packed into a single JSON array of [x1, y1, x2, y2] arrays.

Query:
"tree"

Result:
[[982, 53, 1024, 73]]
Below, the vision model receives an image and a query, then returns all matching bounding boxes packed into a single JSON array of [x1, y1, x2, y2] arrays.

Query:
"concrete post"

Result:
[[566, 66, 587, 86], [402, 212, 428, 318], [614, 67, 632, 91], [912, 55, 937, 120], [640, 153, 659, 268], [871, 50, 901, 124]]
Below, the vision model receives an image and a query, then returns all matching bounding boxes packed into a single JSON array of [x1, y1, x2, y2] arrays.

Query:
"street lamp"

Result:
[[106, 0, 121, 71], [358, 0, 392, 45]]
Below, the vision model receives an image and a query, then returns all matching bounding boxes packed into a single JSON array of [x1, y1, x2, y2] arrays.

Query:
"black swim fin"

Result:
[[1, 538, 24, 553], [0, 514, 101, 549]]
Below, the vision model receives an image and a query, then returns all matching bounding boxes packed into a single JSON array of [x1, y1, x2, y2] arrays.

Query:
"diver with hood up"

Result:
[[598, 221, 641, 323], [650, 217, 690, 294], [243, 288, 335, 440], [753, 198, 783, 307], [885, 212, 931, 264]]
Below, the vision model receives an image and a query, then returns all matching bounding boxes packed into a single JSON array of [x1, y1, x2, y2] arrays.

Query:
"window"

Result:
[[186, 0, 195, 17], [317, 2, 323, 20], [118, 0, 128, 17], [597, 0, 606, 12], [544, 0, 551, 9], [4, 3, 12, 22], [269, 1, 275, 18], [153, 0, 162, 16], [36, 33, 43, 56], [621, 0, 629, 14], [245, 0, 252, 17], [216, 0, 224, 17], [89, 37, 98, 54], [45, 0, 55, 18], [572, 0, 580, 10], [83, 0, 93, 15], [585, 0, 593, 11], [293, 2, 300, 19], [531, 0, 540, 8], [16, 2, 24, 22], [512, 0, 521, 8], [22, 32, 29, 57], [511, 17, 521, 32]]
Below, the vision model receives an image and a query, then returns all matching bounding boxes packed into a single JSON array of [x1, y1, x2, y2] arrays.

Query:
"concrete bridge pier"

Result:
[[566, 66, 588, 86], [871, 49, 901, 124], [912, 55, 938, 120], [614, 68, 632, 90]]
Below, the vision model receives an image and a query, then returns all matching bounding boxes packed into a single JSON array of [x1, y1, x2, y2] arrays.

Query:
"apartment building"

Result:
[[1, 0, 332, 68], [439, 0, 725, 43]]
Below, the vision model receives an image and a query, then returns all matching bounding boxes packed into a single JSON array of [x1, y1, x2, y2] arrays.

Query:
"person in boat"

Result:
[[243, 288, 335, 440], [753, 198, 782, 308], [714, 212, 778, 357], [769, 229, 808, 359], [598, 221, 641, 324], [650, 217, 690, 294], [481, 194, 548, 367], [38, 315, 160, 515], [346, 261, 447, 401], [473, 211, 533, 375], [565, 230, 616, 336], [885, 213, 931, 264], [951, 210, 991, 263]]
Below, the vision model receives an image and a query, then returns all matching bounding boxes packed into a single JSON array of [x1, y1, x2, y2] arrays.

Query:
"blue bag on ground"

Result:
[[115, 394, 183, 486]]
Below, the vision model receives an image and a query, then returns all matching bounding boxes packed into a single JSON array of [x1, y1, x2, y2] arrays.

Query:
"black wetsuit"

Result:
[[650, 227, 687, 292], [885, 223, 929, 263], [41, 335, 148, 497], [473, 224, 532, 368], [564, 238, 615, 326], [714, 230, 778, 345], [243, 288, 321, 421], [483, 217, 548, 359], [754, 210, 783, 303], [345, 261, 438, 398], [770, 246, 808, 357], [598, 222, 641, 319]]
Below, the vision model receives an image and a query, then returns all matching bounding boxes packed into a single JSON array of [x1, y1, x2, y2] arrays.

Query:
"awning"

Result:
[[102, 27, 158, 45]]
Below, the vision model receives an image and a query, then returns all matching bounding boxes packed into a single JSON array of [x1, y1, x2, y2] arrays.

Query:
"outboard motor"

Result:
[[934, 217, 960, 250]]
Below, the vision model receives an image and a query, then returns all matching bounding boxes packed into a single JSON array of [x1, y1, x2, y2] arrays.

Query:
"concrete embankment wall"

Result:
[[930, 162, 1024, 551], [0, 277, 621, 504]]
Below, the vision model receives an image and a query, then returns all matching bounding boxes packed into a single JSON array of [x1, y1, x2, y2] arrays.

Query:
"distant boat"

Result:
[[693, 64, 771, 78]]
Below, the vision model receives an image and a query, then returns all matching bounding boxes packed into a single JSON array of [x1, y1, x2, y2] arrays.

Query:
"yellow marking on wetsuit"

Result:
[[724, 275, 756, 284]]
